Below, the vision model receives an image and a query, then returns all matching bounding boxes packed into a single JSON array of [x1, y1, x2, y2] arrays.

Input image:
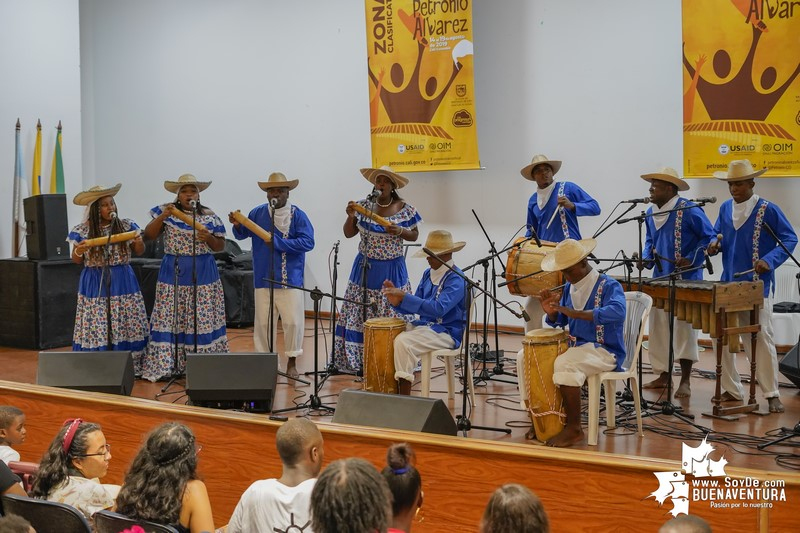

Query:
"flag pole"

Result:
[[12, 119, 21, 257]]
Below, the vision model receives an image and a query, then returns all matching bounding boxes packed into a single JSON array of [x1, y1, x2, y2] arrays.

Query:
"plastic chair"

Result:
[[94, 509, 180, 533], [1, 493, 92, 532], [7, 461, 38, 494], [587, 291, 652, 446], [420, 297, 477, 406]]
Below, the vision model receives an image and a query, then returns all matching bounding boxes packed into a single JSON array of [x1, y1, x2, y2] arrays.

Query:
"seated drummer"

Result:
[[534, 238, 626, 447], [382, 230, 468, 396]]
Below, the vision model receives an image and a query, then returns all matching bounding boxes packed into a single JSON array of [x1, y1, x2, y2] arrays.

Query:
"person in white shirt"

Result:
[[226, 418, 324, 533], [0, 406, 26, 464]]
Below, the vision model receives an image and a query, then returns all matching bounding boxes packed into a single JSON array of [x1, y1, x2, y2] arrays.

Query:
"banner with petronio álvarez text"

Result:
[[365, 0, 480, 172]]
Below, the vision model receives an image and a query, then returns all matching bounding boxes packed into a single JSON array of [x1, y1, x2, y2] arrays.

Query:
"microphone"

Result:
[[189, 199, 198, 210], [620, 250, 633, 275], [526, 225, 542, 248], [689, 196, 717, 204], [704, 251, 714, 275], [270, 198, 278, 208], [621, 197, 651, 204], [109, 212, 117, 220], [367, 188, 379, 201], [652, 249, 663, 273], [521, 309, 531, 322]]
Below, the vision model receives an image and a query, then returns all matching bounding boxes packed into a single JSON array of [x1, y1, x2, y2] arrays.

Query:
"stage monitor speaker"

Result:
[[779, 343, 800, 388], [186, 352, 277, 412], [36, 351, 134, 396], [23, 194, 69, 260], [332, 390, 457, 436]]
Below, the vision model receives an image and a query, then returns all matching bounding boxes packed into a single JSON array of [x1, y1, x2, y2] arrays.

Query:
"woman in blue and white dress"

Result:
[[141, 174, 229, 382], [69, 183, 149, 374]]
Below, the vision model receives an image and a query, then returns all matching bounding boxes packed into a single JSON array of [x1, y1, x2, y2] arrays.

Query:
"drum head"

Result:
[[364, 317, 406, 328], [524, 328, 568, 343]]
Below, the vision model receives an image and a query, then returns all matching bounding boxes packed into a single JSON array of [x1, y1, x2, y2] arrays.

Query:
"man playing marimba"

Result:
[[707, 160, 797, 413], [640, 167, 715, 398]]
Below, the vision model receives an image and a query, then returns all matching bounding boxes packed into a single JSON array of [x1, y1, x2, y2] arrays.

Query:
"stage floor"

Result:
[[2, 320, 798, 474]]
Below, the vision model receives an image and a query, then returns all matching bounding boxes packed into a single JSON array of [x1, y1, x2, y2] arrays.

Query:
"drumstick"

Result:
[[734, 268, 756, 278], [81, 230, 139, 248], [547, 282, 568, 292], [169, 208, 207, 232], [546, 206, 561, 230], [231, 210, 272, 243], [351, 203, 392, 228]]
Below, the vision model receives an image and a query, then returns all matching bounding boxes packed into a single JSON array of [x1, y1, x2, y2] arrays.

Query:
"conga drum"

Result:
[[363, 317, 406, 394], [522, 328, 569, 442], [505, 238, 562, 296]]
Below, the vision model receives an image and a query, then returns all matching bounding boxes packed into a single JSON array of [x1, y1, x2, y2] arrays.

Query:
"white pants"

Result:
[[393, 325, 454, 382], [524, 297, 546, 333], [254, 288, 305, 358], [712, 297, 779, 399], [647, 307, 699, 374], [517, 343, 616, 407]]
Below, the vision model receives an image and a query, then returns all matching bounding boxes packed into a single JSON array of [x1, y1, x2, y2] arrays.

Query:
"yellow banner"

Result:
[[682, 0, 800, 177], [364, 0, 480, 172]]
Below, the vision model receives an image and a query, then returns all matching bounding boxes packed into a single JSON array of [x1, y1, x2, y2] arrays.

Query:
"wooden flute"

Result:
[[351, 203, 392, 228], [231, 210, 272, 243], [81, 230, 140, 248]]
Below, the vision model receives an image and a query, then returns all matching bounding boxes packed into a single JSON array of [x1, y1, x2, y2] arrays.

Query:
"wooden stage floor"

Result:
[[2, 320, 799, 474]]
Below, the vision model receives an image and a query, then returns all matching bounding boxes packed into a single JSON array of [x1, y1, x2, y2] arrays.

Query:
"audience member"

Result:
[[659, 514, 712, 533], [115, 422, 213, 533], [0, 407, 26, 464], [0, 514, 35, 533], [227, 418, 324, 533], [480, 483, 549, 533], [310, 458, 392, 533], [30, 419, 119, 522], [380, 443, 422, 533], [0, 460, 26, 497]]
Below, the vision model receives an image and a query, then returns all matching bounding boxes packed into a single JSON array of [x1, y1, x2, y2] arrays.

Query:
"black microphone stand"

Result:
[[100, 220, 115, 350], [157, 225, 184, 397], [304, 240, 342, 380], [422, 247, 512, 435]]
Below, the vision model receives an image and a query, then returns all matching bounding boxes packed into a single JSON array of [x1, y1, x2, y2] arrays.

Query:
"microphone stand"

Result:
[[101, 222, 115, 350], [192, 204, 198, 355], [157, 247, 183, 397], [422, 247, 512, 435]]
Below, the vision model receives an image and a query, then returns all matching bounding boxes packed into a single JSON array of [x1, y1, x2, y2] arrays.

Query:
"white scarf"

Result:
[[569, 268, 600, 311], [536, 181, 556, 211], [271, 203, 292, 235], [732, 194, 759, 230], [652, 195, 679, 230], [429, 259, 453, 286]]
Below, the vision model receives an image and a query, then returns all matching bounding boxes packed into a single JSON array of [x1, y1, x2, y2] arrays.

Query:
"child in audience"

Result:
[[380, 443, 423, 533], [0, 406, 26, 464], [480, 483, 549, 533]]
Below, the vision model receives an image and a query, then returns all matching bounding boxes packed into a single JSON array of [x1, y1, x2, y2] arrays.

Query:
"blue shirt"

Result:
[[525, 181, 600, 242], [232, 204, 315, 289]]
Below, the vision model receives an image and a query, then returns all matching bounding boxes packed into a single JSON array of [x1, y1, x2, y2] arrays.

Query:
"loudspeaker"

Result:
[[37, 351, 134, 395], [23, 194, 69, 260], [186, 352, 278, 412], [332, 390, 458, 436], [779, 343, 800, 388]]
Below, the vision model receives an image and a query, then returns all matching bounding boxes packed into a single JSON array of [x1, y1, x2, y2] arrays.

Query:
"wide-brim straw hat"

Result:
[[541, 238, 597, 272], [413, 229, 466, 258], [360, 166, 409, 189], [713, 159, 767, 182], [640, 166, 690, 191], [164, 173, 211, 194], [520, 154, 562, 180], [73, 183, 122, 206], [258, 172, 299, 191]]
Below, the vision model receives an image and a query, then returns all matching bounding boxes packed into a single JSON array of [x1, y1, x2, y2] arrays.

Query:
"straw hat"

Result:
[[541, 238, 597, 272], [163, 174, 211, 193], [520, 154, 562, 180], [73, 183, 122, 206], [413, 230, 466, 258], [713, 159, 767, 182], [360, 166, 409, 189], [640, 166, 690, 191], [258, 172, 299, 191]]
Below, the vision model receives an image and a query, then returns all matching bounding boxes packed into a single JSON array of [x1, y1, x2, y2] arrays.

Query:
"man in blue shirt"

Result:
[[229, 172, 315, 379], [382, 230, 467, 396], [639, 167, 715, 398], [520, 154, 600, 332], [536, 238, 626, 447], [707, 160, 797, 413]]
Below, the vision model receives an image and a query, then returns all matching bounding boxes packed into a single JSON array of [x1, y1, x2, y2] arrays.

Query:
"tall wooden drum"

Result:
[[505, 238, 562, 296], [522, 328, 569, 442], [363, 317, 406, 394]]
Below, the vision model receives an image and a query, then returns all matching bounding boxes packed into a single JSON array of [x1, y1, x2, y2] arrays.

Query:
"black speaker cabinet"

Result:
[[37, 351, 134, 395], [0, 258, 82, 349], [779, 343, 800, 388], [186, 352, 278, 412], [332, 390, 457, 436], [23, 194, 69, 260]]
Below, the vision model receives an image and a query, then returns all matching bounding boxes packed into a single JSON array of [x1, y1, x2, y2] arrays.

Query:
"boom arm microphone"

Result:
[[704, 251, 714, 275], [527, 224, 542, 248], [367, 188, 379, 201], [621, 197, 651, 204], [620, 250, 633, 275], [689, 196, 717, 204]]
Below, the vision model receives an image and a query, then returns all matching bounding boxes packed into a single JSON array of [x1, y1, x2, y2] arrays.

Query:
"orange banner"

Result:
[[683, 0, 800, 177], [365, 0, 480, 172]]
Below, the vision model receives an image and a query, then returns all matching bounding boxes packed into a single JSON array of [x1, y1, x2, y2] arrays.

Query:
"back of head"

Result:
[[481, 484, 549, 533], [276, 418, 322, 467], [659, 514, 712, 533], [31, 419, 101, 499], [116, 422, 198, 524], [0, 514, 35, 533], [310, 458, 392, 533], [381, 443, 421, 517], [0, 406, 23, 430]]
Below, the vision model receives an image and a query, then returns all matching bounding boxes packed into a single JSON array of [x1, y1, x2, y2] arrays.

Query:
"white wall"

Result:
[[0, 0, 84, 257], [18, 0, 800, 326]]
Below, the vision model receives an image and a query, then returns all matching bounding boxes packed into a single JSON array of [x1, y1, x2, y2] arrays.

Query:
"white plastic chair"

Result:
[[587, 291, 652, 446], [420, 298, 477, 406]]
